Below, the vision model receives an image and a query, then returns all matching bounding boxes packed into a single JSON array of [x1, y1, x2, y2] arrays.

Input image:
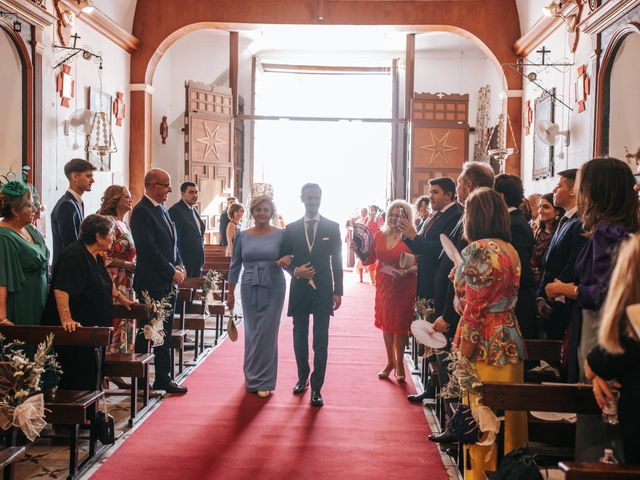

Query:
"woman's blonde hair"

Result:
[[383, 200, 413, 234], [598, 233, 640, 353], [98, 185, 126, 216]]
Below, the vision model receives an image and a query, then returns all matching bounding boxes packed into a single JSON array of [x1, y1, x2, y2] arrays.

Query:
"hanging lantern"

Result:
[[86, 111, 117, 170], [487, 113, 518, 174]]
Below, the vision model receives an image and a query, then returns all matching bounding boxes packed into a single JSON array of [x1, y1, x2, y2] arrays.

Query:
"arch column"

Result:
[[129, 83, 153, 200]]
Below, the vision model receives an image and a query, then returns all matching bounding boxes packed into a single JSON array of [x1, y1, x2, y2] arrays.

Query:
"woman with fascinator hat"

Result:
[[0, 179, 50, 326]]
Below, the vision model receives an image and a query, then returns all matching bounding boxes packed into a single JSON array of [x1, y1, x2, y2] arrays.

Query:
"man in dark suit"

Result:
[[495, 174, 537, 340], [130, 168, 187, 394], [281, 183, 343, 407], [399, 177, 462, 304], [536, 169, 587, 340], [218, 196, 236, 247], [50, 158, 96, 266], [409, 162, 495, 407], [169, 181, 206, 278]]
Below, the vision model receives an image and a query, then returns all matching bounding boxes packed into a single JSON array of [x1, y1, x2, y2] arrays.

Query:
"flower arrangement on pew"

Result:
[[415, 298, 435, 320], [0, 333, 62, 441], [201, 269, 223, 308], [439, 351, 481, 400], [140, 291, 174, 347]]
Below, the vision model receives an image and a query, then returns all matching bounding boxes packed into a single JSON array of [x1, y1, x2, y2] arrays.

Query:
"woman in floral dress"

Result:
[[99, 185, 137, 353]]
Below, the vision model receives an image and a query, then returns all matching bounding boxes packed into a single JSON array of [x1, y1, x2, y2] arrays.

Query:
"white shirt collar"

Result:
[[563, 206, 578, 219], [508, 206, 518, 213], [437, 202, 455, 214], [304, 214, 320, 223], [67, 188, 83, 205], [145, 194, 161, 207]]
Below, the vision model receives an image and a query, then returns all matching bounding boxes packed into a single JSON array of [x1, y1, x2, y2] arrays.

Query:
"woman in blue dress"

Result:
[[227, 195, 289, 398]]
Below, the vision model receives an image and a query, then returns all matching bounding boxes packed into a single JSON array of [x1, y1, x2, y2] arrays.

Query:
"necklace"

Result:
[[2, 223, 33, 243]]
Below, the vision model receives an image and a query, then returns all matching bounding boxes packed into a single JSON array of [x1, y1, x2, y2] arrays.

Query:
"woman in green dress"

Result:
[[0, 181, 49, 326]]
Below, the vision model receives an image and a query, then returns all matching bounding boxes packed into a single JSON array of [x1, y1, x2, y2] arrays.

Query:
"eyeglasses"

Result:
[[153, 182, 171, 188]]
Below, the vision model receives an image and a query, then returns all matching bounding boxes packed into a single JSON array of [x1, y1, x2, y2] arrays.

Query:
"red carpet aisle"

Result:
[[92, 277, 448, 480]]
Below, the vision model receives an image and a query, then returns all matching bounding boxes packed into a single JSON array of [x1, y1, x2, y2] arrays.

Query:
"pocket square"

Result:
[[322, 237, 330, 240]]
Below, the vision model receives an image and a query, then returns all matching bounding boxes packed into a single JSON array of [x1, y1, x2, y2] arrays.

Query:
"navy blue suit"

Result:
[[509, 209, 537, 340], [130, 196, 183, 385], [281, 216, 343, 391], [168, 200, 205, 278], [537, 212, 587, 339], [51, 191, 83, 266]]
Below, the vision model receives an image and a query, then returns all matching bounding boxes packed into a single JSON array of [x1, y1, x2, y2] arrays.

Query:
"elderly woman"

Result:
[[225, 202, 245, 257], [43, 214, 134, 390], [98, 185, 137, 354], [0, 181, 49, 326], [361, 200, 417, 383], [227, 196, 289, 398], [452, 187, 527, 479]]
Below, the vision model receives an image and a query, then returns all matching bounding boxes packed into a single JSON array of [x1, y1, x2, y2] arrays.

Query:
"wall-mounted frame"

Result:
[[533, 88, 555, 180]]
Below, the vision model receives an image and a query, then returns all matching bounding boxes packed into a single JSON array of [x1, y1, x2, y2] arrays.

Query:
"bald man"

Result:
[[130, 168, 187, 394]]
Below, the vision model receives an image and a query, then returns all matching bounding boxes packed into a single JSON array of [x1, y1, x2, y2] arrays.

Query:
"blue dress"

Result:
[[229, 229, 286, 391]]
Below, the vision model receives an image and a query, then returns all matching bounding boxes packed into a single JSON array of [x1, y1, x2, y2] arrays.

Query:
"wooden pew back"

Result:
[[0, 325, 111, 347]]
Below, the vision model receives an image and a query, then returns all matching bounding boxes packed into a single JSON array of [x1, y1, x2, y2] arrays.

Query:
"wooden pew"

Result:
[[104, 305, 155, 426], [559, 461, 640, 479], [0, 446, 25, 480], [525, 339, 562, 362], [0, 325, 111, 479]]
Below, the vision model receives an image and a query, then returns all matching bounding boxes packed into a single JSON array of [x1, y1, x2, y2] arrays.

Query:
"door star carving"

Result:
[[197, 121, 226, 160], [420, 131, 458, 164]]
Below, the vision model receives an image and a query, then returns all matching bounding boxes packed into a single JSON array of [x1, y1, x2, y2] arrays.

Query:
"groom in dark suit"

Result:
[[130, 168, 188, 394], [50, 158, 96, 266], [281, 183, 343, 407], [169, 181, 206, 277]]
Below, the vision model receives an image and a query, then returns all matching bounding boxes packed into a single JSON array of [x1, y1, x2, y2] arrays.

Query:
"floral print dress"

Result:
[[104, 218, 137, 353], [452, 239, 525, 366]]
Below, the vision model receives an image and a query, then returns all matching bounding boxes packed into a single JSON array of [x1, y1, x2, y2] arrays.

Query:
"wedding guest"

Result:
[[495, 174, 536, 340], [531, 193, 564, 285], [585, 233, 640, 465], [225, 202, 245, 257], [0, 182, 49, 326], [43, 215, 134, 390], [227, 196, 287, 398], [536, 169, 586, 341], [414, 195, 431, 232], [98, 185, 137, 353], [365, 206, 381, 286], [527, 193, 541, 228], [218, 196, 236, 247], [546, 157, 639, 460], [51, 158, 96, 266], [361, 200, 417, 383], [452, 187, 527, 479], [169, 182, 206, 277], [355, 207, 369, 282]]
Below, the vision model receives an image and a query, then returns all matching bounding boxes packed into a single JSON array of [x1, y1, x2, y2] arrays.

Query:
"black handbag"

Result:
[[95, 405, 115, 444]]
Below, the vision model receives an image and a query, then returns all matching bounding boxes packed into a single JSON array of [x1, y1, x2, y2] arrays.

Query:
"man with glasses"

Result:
[[130, 168, 187, 394]]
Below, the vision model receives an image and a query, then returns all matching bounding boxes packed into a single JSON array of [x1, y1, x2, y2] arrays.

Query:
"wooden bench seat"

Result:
[[103, 352, 154, 426], [0, 445, 25, 480]]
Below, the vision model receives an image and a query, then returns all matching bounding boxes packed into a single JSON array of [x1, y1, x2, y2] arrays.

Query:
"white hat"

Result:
[[411, 320, 447, 349]]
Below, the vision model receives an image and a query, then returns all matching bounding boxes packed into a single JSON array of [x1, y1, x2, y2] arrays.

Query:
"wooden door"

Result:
[[185, 81, 234, 243], [408, 92, 469, 202]]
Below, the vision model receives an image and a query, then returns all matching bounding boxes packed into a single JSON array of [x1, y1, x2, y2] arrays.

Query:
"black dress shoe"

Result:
[[407, 391, 429, 404], [292, 380, 309, 395], [310, 390, 324, 407], [153, 380, 188, 395], [427, 429, 456, 444]]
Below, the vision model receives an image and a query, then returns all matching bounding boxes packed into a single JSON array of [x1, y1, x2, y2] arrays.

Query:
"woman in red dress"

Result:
[[362, 201, 417, 382]]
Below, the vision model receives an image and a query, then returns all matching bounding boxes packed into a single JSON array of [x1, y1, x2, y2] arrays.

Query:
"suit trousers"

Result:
[[135, 289, 176, 386], [293, 308, 330, 392]]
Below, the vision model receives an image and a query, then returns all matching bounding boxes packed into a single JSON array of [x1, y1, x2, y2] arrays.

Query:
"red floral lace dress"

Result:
[[365, 231, 417, 334]]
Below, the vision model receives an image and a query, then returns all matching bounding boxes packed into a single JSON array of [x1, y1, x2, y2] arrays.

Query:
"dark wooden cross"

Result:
[[536, 46, 551, 65], [71, 33, 81, 48]]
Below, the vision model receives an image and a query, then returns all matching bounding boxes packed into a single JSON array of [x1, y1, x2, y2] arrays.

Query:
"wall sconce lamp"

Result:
[[0, 10, 21, 32], [542, 0, 579, 32]]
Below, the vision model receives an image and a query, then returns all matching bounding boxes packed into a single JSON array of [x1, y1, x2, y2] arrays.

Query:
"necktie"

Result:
[[192, 208, 202, 229], [422, 211, 443, 235], [306, 220, 317, 249], [557, 215, 569, 232], [159, 206, 173, 236], [80, 201, 85, 219]]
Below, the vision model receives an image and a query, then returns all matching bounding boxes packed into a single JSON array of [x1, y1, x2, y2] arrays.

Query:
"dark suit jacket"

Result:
[[281, 216, 343, 317], [536, 213, 587, 339], [219, 211, 230, 246], [130, 196, 183, 294], [404, 202, 463, 301], [51, 191, 83, 266], [509, 209, 537, 339], [169, 200, 205, 278], [436, 215, 466, 342]]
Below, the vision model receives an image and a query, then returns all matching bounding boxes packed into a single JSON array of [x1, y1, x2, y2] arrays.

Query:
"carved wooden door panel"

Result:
[[408, 93, 469, 202], [185, 81, 234, 243]]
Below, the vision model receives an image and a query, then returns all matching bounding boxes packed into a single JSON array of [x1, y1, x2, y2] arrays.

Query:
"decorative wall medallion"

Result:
[[160, 116, 168, 144], [588, 0, 599, 12], [573, 64, 590, 113], [197, 121, 226, 161], [113, 91, 125, 126], [56, 64, 74, 107], [523, 100, 533, 135], [419, 131, 458, 164]]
